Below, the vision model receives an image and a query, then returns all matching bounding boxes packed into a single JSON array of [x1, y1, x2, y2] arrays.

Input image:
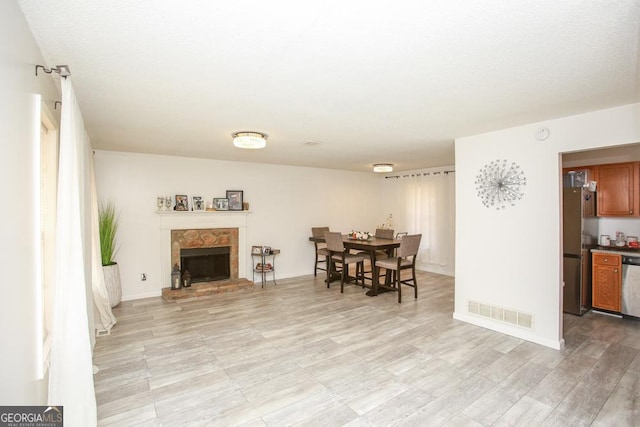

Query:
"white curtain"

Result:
[[90, 153, 117, 334], [48, 79, 97, 426], [390, 171, 455, 267]]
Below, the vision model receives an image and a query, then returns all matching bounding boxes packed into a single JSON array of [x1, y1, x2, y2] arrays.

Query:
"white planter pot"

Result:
[[103, 263, 122, 308]]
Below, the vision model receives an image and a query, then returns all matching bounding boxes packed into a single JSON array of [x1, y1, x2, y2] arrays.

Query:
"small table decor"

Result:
[[349, 231, 373, 240]]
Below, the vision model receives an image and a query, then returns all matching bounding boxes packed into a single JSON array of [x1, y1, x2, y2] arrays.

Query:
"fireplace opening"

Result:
[[180, 246, 230, 283]]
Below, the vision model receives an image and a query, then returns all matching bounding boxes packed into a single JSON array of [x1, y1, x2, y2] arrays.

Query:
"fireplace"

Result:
[[170, 227, 239, 280], [180, 246, 230, 283], [158, 213, 251, 299]]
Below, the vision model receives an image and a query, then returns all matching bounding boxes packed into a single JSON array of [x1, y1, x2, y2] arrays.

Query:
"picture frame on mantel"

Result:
[[175, 194, 188, 211], [213, 198, 229, 211], [192, 196, 204, 211], [226, 190, 243, 211]]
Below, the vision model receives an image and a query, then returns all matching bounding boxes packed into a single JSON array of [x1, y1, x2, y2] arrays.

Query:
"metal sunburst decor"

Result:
[[475, 160, 526, 210]]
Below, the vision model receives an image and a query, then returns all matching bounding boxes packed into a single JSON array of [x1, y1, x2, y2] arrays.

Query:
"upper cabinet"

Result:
[[596, 162, 639, 216]]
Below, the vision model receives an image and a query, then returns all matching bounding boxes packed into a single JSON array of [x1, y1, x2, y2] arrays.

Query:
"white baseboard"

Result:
[[453, 311, 564, 350], [122, 290, 162, 301]]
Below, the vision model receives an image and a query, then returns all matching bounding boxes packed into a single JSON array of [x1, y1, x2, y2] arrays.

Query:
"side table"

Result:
[[252, 249, 280, 288]]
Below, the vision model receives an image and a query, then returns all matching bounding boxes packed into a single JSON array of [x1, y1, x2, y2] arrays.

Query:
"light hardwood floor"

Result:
[[94, 271, 640, 426]]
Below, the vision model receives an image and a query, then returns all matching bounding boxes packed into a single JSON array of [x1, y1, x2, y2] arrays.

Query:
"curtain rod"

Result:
[[35, 64, 71, 79], [384, 170, 455, 179]]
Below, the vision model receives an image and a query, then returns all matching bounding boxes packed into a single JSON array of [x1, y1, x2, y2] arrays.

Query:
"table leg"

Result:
[[366, 248, 379, 296]]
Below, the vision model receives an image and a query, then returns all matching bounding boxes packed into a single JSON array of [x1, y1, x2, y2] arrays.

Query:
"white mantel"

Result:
[[157, 211, 250, 287]]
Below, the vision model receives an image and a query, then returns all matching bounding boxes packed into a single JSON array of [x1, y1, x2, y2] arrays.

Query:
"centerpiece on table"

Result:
[[350, 230, 373, 240]]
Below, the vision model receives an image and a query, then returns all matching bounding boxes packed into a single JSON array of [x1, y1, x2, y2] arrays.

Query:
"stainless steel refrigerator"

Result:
[[562, 187, 597, 315]]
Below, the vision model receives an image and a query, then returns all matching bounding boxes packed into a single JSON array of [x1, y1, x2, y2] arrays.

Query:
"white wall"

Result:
[[455, 103, 640, 349], [0, 0, 60, 404], [94, 151, 384, 300]]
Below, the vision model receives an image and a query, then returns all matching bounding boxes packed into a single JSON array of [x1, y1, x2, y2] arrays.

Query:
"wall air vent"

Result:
[[467, 300, 533, 329]]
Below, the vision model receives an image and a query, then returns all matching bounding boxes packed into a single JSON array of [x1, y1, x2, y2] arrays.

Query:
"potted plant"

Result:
[[99, 200, 122, 307]]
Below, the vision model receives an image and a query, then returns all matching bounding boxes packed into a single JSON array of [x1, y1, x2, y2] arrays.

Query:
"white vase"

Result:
[[103, 263, 122, 308]]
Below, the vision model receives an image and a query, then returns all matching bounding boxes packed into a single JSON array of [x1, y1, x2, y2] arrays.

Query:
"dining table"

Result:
[[309, 234, 402, 296]]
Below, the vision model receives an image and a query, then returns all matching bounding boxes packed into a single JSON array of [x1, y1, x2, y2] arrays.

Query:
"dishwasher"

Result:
[[622, 255, 640, 318]]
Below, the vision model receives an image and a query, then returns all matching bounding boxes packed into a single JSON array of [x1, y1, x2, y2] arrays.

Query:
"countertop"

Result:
[[591, 246, 640, 257]]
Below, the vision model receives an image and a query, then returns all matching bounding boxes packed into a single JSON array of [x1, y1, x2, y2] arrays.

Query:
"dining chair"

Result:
[[311, 226, 330, 277], [375, 228, 394, 240], [374, 234, 422, 303], [324, 231, 366, 293], [355, 228, 395, 283], [393, 232, 408, 256]]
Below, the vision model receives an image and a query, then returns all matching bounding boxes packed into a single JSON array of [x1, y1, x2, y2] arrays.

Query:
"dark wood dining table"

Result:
[[309, 234, 402, 296]]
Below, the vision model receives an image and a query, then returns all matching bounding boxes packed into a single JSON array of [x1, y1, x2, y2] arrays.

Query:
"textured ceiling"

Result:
[[18, 0, 640, 172]]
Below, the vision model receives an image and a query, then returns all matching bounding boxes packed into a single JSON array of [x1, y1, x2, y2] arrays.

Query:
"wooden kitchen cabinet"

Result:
[[596, 162, 636, 216], [592, 253, 621, 312]]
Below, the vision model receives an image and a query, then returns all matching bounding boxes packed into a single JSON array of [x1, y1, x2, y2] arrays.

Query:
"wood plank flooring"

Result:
[[93, 272, 640, 426]]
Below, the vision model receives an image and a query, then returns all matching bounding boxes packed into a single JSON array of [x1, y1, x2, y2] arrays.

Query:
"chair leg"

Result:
[[326, 256, 332, 288], [340, 262, 346, 293], [314, 252, 318, 276], [413, 266, 418, 299], [397, 269, 402, 303]]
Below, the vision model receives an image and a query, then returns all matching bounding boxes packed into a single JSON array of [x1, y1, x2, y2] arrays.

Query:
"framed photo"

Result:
[[251, 245, 263, 255], [226, 190, 244, 211], [213, 198, 229, 211], [175, 194, 188, 211], [262, 246, 271, 255], [192, 196, 204, 211]]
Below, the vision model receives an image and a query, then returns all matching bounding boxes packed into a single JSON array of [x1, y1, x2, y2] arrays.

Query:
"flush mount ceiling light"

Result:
[[232, 131, 267, 149], [373, 163, 394, 173]]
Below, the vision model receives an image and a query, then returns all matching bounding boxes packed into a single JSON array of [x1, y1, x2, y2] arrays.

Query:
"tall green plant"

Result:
[[99, 200, 119, 266]]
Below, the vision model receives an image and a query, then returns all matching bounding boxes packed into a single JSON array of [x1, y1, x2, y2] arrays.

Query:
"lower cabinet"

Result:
[[592, 253, 621, 312]]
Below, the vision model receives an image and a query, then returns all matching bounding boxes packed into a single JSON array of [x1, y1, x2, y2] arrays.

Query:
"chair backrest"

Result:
[[312, 227, 330, 238], [395, 232, 408, 239], [398, 234, 422, 258], [324, 231, 345, 253], [375, 228, 394, 239]]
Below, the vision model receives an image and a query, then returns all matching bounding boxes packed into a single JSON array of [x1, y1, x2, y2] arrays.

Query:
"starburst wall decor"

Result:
[[475, 160, 526, 210]]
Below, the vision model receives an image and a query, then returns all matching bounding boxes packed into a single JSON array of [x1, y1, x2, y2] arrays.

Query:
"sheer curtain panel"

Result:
[[385, 171, 455, 271], [47, 79, 97, 426]]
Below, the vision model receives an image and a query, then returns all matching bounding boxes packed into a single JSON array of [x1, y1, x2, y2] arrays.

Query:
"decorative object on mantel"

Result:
[[213, 198, 229, 211], [157, 195, 172, 211], [475, 160, 526, 210], [171, 263, 182, 290], [243, 201, 249, 211], [175, 194, 188, 211], [99, 200, 122, 307], [226, 190, 244, 211], [192, 196, 204, 211]]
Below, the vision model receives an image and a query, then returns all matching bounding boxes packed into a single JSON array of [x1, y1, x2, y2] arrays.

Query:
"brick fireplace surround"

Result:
[[170, 228, 239, 279], [157, 212, 252, 300]]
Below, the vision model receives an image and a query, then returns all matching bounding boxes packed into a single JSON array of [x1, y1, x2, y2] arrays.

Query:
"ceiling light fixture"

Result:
[[373, 163, 393, 173], [232, 131, 267, 149]]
